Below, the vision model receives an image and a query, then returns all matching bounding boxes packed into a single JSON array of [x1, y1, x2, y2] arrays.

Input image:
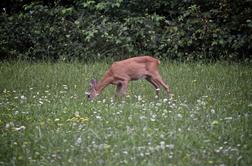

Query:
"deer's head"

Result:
[[85, 79, 98, 100]]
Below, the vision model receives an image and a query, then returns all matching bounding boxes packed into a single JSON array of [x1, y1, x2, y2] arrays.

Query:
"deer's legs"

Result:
[[116, 81, 128, 96], [146, 77, 161, 96], [150, 72, 171, 94], [116, 83, 122, 96], [153, 77, 171, 94]]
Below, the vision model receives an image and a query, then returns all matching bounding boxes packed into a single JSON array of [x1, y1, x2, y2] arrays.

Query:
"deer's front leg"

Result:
[[152, 75, 171, 95], [146, 77, 160, 96]]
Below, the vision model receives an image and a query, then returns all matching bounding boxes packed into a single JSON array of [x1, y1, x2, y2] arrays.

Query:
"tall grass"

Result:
[[0, 61, 251, 165]]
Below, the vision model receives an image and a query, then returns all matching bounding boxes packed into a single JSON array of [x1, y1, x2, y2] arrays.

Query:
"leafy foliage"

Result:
[[0, 0, 251, 61]]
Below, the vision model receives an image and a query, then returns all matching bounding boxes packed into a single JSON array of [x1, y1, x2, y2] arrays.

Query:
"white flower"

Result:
[[96, 115, 102, 120], [15, 126, 26, 131], [166, 144, 175, 149], [150, 114, 156, 122], [224, 117, 233, 120], [160, 141, 166, 150], [177, 114, 183, 118], [54, 118, 60, 122], [122, 151, 128, 155], [139, 116, 146, 120], [20, 95, 27, 100], [5, 122, 14, 129], [75, 137, 82, 146], [150, 118, 156, 122], [74, 111, 80, 117]]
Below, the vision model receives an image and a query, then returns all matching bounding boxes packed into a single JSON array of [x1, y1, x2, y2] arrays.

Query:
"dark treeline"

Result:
[[0, 0, 251, 61]]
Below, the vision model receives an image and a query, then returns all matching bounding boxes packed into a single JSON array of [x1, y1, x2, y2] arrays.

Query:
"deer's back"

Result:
[[109, 56, 160, 80]]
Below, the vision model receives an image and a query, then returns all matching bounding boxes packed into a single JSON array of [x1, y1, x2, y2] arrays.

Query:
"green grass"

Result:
[[0, 61, 252, 166]]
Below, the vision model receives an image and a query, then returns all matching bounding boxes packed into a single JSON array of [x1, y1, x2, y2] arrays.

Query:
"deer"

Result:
[[85, 56, 171, 100]]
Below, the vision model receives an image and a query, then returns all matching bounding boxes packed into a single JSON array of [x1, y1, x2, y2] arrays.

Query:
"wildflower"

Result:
[[224, 117, 233, 120], [74, 111, 80, 117], [160, 141, 165, 150], [63, 85, 68, 90], [211, 109, 216, 114], [20, 95, 27, 100], [208, 160, 213, 164], [170, 93, 175, 98], [163, 98, 168, 102], [139, 116, 146, 120], [150, 114, 156, 122], [137, 95, 142, 101], [166, 144, 175, 149], [150, 118, 156, 122], [122, 151, 128, 155], [54, 118, 60, 122], [14, 125, 26, 131], [96, 115, 102, 120], [177, 113, 183, 118], [75, 137, 82, 146], [5, 122, 14, 129], [211, 120, 219, 126], [67, 113, 89, 123]]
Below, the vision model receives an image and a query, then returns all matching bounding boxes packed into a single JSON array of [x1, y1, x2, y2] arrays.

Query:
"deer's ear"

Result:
[[91, 79, 97, 86]]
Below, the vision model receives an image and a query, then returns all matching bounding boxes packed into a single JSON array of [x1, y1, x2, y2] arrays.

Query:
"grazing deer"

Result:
[[86, 56, 171, 100]]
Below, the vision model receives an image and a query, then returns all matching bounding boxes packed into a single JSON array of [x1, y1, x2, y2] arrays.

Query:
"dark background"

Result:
[[1, 0, 251, 62]]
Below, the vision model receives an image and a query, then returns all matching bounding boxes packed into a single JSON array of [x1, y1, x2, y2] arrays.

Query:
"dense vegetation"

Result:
[[0, 61, 252, 165], [1, 0, 252, 61]]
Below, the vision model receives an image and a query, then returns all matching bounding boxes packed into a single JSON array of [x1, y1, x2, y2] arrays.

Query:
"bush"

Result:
[[0, 0, 251, 62]]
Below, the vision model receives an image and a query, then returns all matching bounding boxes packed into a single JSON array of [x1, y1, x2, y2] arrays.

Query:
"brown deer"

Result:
[[85, 56, 171, 100]]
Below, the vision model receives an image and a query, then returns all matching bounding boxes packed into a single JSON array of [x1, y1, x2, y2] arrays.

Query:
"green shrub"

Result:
[[0, 0, 251, 61]]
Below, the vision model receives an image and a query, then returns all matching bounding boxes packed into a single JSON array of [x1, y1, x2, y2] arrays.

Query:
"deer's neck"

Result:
[[95, 76, 112, 94]]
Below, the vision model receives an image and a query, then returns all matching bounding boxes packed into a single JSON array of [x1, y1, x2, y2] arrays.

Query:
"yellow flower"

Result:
[[67, 114, 89, 123]]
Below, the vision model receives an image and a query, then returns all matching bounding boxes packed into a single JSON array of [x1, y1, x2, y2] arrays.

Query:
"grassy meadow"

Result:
[[0, 61, 252, 166]]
